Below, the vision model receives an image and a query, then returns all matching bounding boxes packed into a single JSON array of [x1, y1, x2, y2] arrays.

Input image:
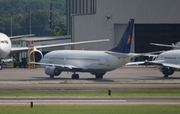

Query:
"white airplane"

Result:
[[146, 42, 180, 77], [0, 33, 109, 70], [127, 42, 180, 77], [0, 33, 35, 59], [32, 19, 150, 79], [150, 42, 180, 50], [143, 50, 180, 77]]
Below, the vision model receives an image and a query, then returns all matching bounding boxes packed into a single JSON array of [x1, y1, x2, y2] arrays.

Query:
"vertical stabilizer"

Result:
[[109, 19, 134, 53]]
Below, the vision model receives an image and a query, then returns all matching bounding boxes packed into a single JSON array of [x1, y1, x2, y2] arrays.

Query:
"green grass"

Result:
[[0, 105, 180, 114], [0, 89, 180, 97]]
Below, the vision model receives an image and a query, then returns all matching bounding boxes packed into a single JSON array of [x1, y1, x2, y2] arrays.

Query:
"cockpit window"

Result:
[[4, 40, 8, 44], [0, 40, 8, 44]]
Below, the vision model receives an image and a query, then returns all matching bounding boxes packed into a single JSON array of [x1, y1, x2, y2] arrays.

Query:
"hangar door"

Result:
[[135, 24, 180, 53]]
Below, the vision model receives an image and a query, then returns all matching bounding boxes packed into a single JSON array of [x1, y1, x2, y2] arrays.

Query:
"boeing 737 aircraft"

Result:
[[32, 19, 143, 79], [146, 42, 180, 77], [0, 33, 109, 70], [144, 50, 180, 77], [127, 43, 180, 77]]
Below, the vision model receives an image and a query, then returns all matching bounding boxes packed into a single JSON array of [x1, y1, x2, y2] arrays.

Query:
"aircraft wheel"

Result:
[[95, 74, 103, 79], [164, 74, 168, 78], [72, 74, 75, 79], [0, 65, 2, 70], [100, 75, 103, 79], [72, 74, 79, 79], [50, 75, 54, 78], [75, 74, 79, 79]]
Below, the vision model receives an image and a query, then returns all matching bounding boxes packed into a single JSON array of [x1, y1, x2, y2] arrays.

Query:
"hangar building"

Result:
[[66, 0, 180, 53]]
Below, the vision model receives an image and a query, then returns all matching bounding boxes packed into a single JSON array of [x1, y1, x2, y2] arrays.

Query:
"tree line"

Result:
[[0, 0, 66, 36]]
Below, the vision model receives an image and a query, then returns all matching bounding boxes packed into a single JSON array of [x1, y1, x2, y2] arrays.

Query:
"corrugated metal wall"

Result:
[[67, 0, 180, 51]]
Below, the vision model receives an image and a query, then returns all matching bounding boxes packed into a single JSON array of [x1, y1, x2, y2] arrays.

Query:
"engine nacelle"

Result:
[[30, 48, 43, 62], [44, 66, 62, 76], [162, 66, 174, 76]]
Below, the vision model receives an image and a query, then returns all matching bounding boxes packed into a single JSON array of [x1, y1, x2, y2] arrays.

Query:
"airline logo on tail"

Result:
[[109, 19, 134, 53], [127, 35, 131, 44]]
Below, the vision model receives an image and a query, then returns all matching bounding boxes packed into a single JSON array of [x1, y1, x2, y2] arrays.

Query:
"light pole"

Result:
[[29, 11, 31, 34], [11, 12, 13, 36]]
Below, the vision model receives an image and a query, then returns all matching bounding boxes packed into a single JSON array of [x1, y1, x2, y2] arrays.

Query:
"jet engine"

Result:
[[44, 66, 62, 76], [161, 66, 174, 77], [29, 48, 43, 62]]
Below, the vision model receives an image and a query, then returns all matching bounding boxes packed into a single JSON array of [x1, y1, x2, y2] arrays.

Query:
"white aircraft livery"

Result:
[[33, 19, 136, 79], [127, 42, 180, 77], [0, 33, 109, 70], [145, 45, 180, 77]]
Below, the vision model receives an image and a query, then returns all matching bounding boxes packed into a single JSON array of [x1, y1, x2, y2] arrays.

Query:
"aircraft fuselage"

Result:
[[40, 50, 131, 73]]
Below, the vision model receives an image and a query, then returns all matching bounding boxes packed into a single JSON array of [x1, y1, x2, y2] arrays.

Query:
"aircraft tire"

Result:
[[75, 74, 79, 79], [50, 75, 54, 78], [0, 65, 2, 70], [72, 74, 79, 79], [95, 74, 103, 79], [72, 74, 75, 79], [164, 74, 168, 78]]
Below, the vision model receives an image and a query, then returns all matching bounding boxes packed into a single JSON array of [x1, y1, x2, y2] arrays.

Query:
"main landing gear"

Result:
[[0, 65, 2, 70], [72, 73, 79, 79], [95, 73, 105, 79]]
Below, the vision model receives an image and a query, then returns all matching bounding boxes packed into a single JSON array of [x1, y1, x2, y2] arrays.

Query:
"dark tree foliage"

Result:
[[0, 0, 66, 36]]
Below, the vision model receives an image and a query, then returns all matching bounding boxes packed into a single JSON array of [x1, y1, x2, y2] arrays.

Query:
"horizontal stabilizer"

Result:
[[105, 51, 131, 58], [150, 43, 180, 48]]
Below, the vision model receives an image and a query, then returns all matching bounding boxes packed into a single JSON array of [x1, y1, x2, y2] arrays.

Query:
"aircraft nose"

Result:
[[0, 44, 10, 58]]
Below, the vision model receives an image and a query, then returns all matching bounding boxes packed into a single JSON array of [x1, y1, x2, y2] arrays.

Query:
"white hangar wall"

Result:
[[71, 0, 180, 52]]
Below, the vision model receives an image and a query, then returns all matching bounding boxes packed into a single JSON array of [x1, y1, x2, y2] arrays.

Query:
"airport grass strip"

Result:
[[0, 90, 180, 97], [0, 105, 180, 114]]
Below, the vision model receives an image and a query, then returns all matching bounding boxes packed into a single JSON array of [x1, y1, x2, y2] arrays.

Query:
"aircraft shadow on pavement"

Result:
[[30, 77, 115, 82], [143, 76, 180, 80]]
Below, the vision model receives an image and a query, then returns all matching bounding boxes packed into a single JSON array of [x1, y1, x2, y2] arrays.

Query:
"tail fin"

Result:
[[109, 19, 134, 53]]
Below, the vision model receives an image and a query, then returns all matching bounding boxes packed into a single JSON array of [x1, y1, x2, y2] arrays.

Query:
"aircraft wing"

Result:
[[9, 34, 35, 39], [31, 62, 84, 71], [162, 63, 180, 69], [150, 43, 180, 48], [144, 60, 165, 65], [11, 39, 109, 53], [125, 61, 145, 65], [144, 60, 180, 69], [126, 60, 164, 66]]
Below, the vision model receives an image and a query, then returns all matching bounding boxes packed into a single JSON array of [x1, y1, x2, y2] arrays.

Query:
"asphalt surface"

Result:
[[0, 66, 180, 105], [1, 66, 180, 81], [0, 97, 180, 105]]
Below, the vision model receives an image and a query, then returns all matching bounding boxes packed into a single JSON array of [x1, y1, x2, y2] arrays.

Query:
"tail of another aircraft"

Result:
[[109, 19, 134, 53]]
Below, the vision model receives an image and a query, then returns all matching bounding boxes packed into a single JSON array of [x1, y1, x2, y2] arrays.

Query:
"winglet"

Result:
[[109, 19, 134, 53]]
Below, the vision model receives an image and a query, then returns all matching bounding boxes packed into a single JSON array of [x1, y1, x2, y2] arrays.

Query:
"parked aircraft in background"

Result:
[[0, 32, 109, 70], [150, 42, 180, 50], [144, 49, 180, 77], [148, 42, 180, 77], [127, 42, 180, 77], [32, 19, 150, 79], [0, 33, 34, 59]]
